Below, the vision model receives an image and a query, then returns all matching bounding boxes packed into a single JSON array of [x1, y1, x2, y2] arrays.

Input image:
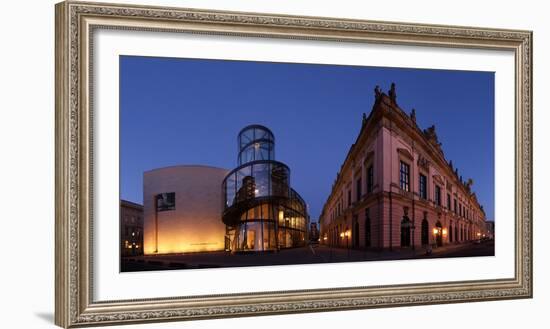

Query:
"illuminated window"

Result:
[[156, 192, 175, 211]]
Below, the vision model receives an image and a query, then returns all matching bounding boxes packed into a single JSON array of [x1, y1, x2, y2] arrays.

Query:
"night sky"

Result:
[[120, 56, 495, 222]]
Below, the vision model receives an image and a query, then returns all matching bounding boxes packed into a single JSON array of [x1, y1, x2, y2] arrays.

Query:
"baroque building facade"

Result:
[[319, 84, 488, 250]]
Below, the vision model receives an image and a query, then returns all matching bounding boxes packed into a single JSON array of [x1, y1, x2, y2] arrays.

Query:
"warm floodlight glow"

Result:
[[433, 228, 439, 235], [340, 232, 345, 238], [442, 228, 448, 236]]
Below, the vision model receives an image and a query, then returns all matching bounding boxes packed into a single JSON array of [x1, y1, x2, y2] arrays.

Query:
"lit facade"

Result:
[[120, 200, 144, 256], [143, 165, 229, 254], [319, 84, 488, 250], [222, 125, 309, 252]]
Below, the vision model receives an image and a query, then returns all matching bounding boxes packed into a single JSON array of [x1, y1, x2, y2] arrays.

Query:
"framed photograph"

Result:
[[55, 1, 532, 327]]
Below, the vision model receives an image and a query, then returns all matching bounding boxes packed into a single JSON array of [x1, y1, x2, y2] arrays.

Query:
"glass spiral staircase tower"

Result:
[[222, 125, 308, 252]]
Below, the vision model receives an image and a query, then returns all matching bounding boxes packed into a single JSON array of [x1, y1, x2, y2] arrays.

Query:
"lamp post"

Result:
[[339, 232, 345, 260], [432, 227, 440, 249]]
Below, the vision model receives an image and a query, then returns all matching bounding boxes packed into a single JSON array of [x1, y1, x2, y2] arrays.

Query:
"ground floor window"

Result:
[[435, 221, 443, 247], [401, 217, 411, 247], [421, 219, 429, 245]]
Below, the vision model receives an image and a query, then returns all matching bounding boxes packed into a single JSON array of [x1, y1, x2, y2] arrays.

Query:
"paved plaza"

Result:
[[121, 240, 494, 272]]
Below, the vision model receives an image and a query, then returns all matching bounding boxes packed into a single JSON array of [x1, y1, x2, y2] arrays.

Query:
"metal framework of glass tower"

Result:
[[222, 125, 308, 252]]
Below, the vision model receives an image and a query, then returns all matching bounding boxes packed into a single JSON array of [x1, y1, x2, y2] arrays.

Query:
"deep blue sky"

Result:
[[120, 56, 495, 222]]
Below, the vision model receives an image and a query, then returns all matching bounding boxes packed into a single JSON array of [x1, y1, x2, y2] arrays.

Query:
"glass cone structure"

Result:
[[222, 125, 309, 252]]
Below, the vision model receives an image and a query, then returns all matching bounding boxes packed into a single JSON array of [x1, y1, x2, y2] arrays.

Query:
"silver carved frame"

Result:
[[55, 1, 533, 327]]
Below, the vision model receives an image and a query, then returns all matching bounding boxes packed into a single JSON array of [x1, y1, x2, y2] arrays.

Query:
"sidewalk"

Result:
[[311, 241, 478, 262]]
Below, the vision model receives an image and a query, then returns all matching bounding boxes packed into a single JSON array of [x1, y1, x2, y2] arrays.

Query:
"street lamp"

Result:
[[432, 227, 440, 248], [338, 232, 345, 261]]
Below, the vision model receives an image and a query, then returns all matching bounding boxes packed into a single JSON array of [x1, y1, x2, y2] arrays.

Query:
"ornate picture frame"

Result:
[[55, 1, 532, 327]]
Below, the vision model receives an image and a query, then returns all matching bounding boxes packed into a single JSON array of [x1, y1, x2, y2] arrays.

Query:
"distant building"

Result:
[[485, 221, 495, 239], [319, 84, 488, 250], [309, 222, 320, 242], [143, 165, 229, 254], [120, 200, 144, 256]]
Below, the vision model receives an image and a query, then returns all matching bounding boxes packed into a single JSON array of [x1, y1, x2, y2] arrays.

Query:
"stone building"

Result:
[[319, 84, 488, 250], [143, 165, 229, 255], [120, 200, 144, 257]]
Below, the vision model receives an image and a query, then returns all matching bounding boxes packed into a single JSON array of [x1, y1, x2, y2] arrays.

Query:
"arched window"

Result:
[[365, 208, 371, 248], [435, 221, 443, 247], [401, 217, 411, 247], [353, 215, 360, 248], [449, 222, 453, 243], [421, 219, 429, 245]]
